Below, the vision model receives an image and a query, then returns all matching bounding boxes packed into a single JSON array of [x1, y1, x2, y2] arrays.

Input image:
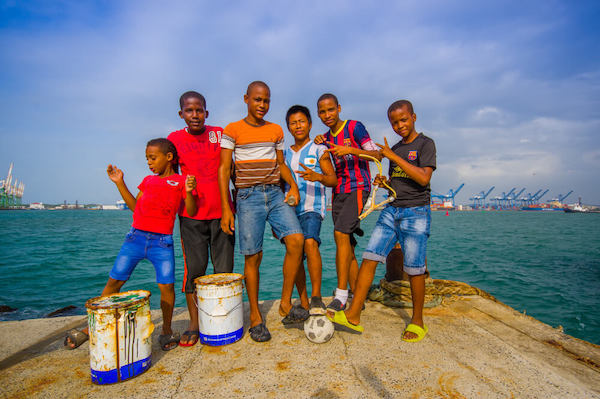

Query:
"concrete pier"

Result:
[[1, 293, 599, 398]]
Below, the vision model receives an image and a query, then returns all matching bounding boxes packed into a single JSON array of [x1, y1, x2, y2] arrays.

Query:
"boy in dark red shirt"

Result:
[[168, 91, 235, 347]]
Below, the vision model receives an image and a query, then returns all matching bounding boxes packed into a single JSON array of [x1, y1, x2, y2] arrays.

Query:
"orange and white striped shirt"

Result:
[[221, 119, 284, 189]]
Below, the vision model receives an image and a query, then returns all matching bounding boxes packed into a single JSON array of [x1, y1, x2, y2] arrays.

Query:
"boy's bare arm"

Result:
[[377, 138, 434, 186], [107, 164, 137, 211], [184, 175, 197, 216], [296, 153, 337, 187], [326, 144, 382, 161], [218, 149, 235, 235], [276, 150, 300, 206]]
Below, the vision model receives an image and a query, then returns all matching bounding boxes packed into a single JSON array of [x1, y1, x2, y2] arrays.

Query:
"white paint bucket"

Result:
[[195, 273, 244, 346], [85, 290, 154, 384]]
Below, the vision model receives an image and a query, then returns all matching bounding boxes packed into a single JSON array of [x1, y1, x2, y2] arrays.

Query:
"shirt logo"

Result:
[[303, 156, 317, 168], [343, 138, 352, 147], [408, 151, 417, 161], [209, 130, 218, 144], [166, 180, 180, 186]]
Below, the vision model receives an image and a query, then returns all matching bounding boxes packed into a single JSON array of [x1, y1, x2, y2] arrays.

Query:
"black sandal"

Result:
[[159, 332, 180, 351], [281, 305, 310, 325], [248, 323, 271, 342]]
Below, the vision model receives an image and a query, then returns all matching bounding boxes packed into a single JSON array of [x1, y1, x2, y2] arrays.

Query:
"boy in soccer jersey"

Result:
[[284, 105, 337, 314], [314, 93, 380, 311], [328, 100, 436, 343], [167, 91, 235, 347], [218, 81, 307, 342]]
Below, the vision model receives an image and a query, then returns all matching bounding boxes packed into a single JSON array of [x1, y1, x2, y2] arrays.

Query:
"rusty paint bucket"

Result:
[[85, 290, 154, 384], [194, 273, 244, 346]]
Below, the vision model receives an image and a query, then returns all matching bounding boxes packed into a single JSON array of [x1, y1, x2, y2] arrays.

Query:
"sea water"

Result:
[[0, 210, 598, 344]]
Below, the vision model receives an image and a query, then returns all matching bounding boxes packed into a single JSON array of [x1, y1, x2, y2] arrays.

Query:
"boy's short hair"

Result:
[[285, 105, 312, 125], [179, 91, 206, 109], [387, 100, 414, 115], [317, 93, 338, 106], [147, 138, 179, 173], [246, 81, 270, 95]]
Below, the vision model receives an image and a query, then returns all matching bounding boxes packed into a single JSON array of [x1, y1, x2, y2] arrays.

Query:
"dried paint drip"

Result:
[[85, 290, 154, 385]]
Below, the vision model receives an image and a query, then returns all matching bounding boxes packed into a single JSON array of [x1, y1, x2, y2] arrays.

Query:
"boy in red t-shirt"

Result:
[[168, 91, 235, 347]]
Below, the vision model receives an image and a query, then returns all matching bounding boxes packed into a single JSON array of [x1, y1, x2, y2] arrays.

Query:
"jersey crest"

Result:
[[408, 151, 417, 161]]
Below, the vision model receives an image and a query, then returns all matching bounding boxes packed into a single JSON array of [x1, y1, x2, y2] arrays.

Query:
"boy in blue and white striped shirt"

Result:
[[284, 105, 338, 313]]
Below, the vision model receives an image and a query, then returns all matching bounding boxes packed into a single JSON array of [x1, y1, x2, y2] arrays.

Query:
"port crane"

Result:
[[469, 186, 494, 209], [431, 183, 464, 208], [521, 189, 542, 206], [492, 187, 515, 209], [548, 191, 573, 204], [507, 188, 526, 208]]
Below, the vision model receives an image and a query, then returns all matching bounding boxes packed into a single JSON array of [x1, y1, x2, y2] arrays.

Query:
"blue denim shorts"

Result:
[[363, 205, 431, 275], [236, 184, 302, 255], [298, 211, 323, 246], [110, 228, 175, 284]]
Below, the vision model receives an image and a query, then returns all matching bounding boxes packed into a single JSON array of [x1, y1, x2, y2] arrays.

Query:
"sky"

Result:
[[0, 0, 599, 205]]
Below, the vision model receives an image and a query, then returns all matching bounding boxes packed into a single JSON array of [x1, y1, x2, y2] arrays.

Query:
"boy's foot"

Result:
[[348, 291, 366, 310], [280, 305, 310, 325], [159, 332, 181, 351], [309, 296, 326, 315], [402, 323, 428, 342], [64, 329, 88, 349], [326, 298, 346, 311], [326, 310, 364, 333], [179, 330, 199, 347], [249, 323, 271, 342]]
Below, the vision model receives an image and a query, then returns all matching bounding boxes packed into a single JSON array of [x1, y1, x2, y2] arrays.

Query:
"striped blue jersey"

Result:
[[284, 141, 328, 218]]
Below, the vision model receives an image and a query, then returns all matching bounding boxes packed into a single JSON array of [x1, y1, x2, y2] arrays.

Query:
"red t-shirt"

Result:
[[132, 174, 187, 235], [168, 126, 231, 220]]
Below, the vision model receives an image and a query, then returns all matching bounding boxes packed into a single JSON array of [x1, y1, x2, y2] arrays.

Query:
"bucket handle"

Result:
[[198, 301, 242, 317]]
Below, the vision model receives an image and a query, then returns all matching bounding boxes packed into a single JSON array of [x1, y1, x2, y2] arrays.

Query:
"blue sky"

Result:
[[1, 0, 599, 205]]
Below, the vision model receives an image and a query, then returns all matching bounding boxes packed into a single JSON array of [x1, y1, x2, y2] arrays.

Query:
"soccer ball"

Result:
[[304, 315, 334, 344]]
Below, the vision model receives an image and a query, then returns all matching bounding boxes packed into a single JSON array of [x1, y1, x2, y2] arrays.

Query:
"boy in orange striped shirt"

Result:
[[218, 81, 308, 342]]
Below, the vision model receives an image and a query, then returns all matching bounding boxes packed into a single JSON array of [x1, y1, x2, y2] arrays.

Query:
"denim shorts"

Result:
[[110, 228, 175, 284], [236, 184, 302, 255], [298, 211, 323, 246], [363, 205, 431, 275]]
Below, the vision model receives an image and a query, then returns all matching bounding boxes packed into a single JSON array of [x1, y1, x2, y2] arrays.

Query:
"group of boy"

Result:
[[169, 81, 436, 345]]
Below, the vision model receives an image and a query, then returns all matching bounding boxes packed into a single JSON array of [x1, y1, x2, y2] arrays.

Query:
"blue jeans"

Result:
[[298, 211, 323, 246], [110, 228, 175, 284], [363, 205, 431, 275], [236, 184, 302, 255]]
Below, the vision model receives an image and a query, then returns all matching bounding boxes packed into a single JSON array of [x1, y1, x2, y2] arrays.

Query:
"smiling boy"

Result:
[[327, 100, 436, 343], [218, 82, 307, 342], [284, 105, 337, 313], [167, 91, 235, 347], [314, 93, 380, 311]]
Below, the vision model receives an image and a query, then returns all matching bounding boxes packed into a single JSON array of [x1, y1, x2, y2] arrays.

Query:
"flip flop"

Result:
[[159, 332, 180, 351], [326, 310, 364, 333], [402, 323, 428, 343], [179, 330, 199, 347], [248, 323, 271, 342], [64, 329, 88, 350], [280, 305, 310, 325]]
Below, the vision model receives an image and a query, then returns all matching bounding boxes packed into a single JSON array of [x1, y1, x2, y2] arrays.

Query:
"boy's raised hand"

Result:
[[106, 164, 124, 183], [296, 163, 321, 182], [186, 175, 197, 192], [314, 134, 327, 145], [326, 143, 352, 157], [376, 137, 395, 160]]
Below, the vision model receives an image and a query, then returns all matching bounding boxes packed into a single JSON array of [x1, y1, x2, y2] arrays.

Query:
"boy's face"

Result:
[[317, 98, 341, 129], [146, 145, 173, 175], [244, 85, 270, 121], [179, 97, 208, 133], [287, 112, 312, 142], [388, 106, 417, 140]]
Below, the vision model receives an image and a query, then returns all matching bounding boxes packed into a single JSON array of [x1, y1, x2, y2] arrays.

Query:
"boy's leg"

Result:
[[236, 186, 268, 328], [101, 278, 126, 296], [343, 259, 380, 324], [398, 206, 431, 340], [157, 283, 176, 335], [179, 217, 211, 345], [294, 260, 309, 309], [245, 251, 263, 327], [333, 230, 353, 293], [304, 238, 322, 299], [265, 185, 304, 315]]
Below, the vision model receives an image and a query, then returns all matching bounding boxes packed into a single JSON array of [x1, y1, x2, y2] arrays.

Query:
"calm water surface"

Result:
[[0, 210, 598, 344]]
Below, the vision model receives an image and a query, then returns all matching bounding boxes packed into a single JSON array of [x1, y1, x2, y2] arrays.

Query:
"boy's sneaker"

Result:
[[310, 296, 326, 315], [326, 298, 346, 311]]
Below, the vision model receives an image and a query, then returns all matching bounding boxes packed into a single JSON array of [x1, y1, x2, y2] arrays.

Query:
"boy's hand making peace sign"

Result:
[[376, 137, 395, 160]]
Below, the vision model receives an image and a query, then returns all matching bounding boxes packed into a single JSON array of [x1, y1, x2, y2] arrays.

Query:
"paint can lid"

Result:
[[194, 273, 244, 286], [85, 290, 151, 310]]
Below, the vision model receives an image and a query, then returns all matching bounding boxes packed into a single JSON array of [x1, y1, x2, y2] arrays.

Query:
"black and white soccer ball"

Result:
[[303, 315, 334, 343]]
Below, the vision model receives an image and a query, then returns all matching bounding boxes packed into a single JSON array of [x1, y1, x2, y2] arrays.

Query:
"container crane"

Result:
[[469, 186, 495, 209], [432, 183, 464, 208]]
